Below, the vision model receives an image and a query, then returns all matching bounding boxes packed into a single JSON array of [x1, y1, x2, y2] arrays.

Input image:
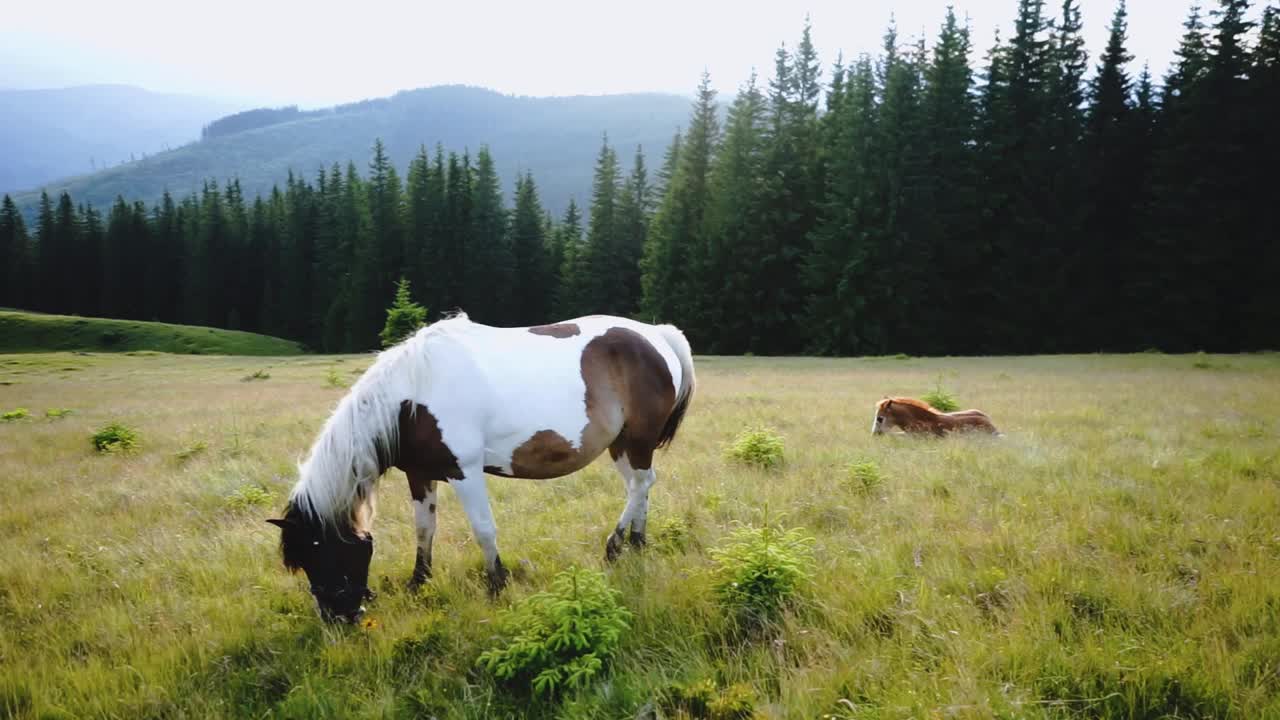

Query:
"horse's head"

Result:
[[873, 398, 894, 435], [267, 501, 373, 623]]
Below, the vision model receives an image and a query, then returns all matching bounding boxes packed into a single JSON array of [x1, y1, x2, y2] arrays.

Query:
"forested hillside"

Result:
[[8, 85, 692, 219], [2, 0, 1276, 355]]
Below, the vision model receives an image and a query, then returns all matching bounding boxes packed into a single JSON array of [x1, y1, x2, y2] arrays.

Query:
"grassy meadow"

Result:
[[1, 350, 1278, 719], [0, 310, 305, 356]]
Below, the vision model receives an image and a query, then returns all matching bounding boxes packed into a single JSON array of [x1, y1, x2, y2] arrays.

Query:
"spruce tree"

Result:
[[0, 195, 30, 309], [509, 172, 553, 325], [555, 199, 586, 318], [380, 276, 427, 347], [702, 72, 768, 353], [921, 8, 982, 353], [465, 145, 513, 322], [612, 146, 651, 318], [76, 204, 104, 317], [580, 134, 622, 315], [34, 191, 55, 312], [1081, 0, 1139, 348]]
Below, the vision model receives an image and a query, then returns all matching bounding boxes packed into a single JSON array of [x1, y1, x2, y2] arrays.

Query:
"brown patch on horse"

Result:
[[528, 322, 581, 338], [496, 327, 677, 478], [581, 327, 676, 471], [396, 401, 464, 480], [877, 396, 999, 436], [510, 429, 580, 478]]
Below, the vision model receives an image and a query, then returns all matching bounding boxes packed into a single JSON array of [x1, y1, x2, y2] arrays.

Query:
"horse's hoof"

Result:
[[628, 530, 647, 549], [407, 574, 429, 592], [486, 559, 510, 598], [605, 531, 625, 562], [362, 589, 378, 602]]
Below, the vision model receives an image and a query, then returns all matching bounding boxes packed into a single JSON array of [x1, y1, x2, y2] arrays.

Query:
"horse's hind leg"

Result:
[[605, 439, 658, 561], [406, 472, 438, 589]]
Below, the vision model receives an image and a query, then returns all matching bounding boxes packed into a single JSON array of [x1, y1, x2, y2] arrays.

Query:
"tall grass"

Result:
[[0, 351, 1276, 718]]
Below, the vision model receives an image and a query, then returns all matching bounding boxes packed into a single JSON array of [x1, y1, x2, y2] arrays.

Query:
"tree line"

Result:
[[2, 0, 1276, 355]]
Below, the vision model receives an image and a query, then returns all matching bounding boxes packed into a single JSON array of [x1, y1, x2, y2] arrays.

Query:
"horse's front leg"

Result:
[[451, 464, 509, 596], [407, 472, 438, 589]]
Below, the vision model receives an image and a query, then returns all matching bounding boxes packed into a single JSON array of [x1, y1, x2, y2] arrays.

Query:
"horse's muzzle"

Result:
[[312, 583, 371, 623]]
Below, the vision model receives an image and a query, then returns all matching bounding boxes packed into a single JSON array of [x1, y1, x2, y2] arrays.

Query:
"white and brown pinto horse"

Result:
[[268, 313, 695, 621], [872, 397, 1000, 437]]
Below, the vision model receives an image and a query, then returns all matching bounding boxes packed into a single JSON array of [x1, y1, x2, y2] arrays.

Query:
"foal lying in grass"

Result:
[[872, 396, 1000, 436]]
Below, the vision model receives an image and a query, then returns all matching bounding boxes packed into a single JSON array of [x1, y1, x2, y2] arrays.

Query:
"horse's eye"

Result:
[[876, 416, 883, 423]]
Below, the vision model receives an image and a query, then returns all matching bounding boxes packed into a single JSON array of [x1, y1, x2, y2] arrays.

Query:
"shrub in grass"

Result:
[[478, 566, 631, 697], [845, 459, 883, 494], [711, 522, 815, 624], [1, 407, 29, 422], [725, 427, 785, 469], [45, 408, 73, 420], [241, 368, 271, 382], [663, 679, 758, 720], [174, 440, 208, 463], [225, 483, 275, 511], [654, 514, 693, 554], [922, 376, 959, 412], [324, 368, 348, 388], [92, 422, 139, 453]]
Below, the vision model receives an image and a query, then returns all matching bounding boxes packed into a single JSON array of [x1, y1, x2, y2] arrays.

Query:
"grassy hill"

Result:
[[0, 84, 244, 194], [11, 85, 693, 218], [0, 310, 305, 355]]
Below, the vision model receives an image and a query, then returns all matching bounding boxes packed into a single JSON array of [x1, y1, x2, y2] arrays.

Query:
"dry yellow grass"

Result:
[[1, 350, 1277, 719]]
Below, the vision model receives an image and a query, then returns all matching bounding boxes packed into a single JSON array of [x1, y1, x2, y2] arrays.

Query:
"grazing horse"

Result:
[[872, 397, 999, 437], [267, 313, 695, 622]]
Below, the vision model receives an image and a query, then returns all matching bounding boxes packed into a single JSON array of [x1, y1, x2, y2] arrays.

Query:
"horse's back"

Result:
[[946, 409, 999, 434], [422, 315, 683, 477]]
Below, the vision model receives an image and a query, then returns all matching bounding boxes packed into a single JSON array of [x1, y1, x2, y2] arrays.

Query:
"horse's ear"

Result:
[[884, 399, 893, 408], [266, 518, 294, 529]]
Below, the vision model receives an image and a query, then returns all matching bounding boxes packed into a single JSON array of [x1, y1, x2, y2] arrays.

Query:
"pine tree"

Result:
[[921, 8, 983, 353], [465, 145, 513, 322], [151, 192, 183, 323], [1039, 0, 1089, 348], [509, 172, 553, 325], [750, 23, 823, 354], [1081, 0, 1139, 348], [0, 195, 31, 309], [1245, 4, 1280, 348], [579, 134, 622, 315], [367, 139, 404, 332], [702, 72, 768, 353], [76, 204, 104, 317], [642, 71, 718, 332], [380, 276, 427, 347], [34, 191, 55, 312], [612, 146, 651, 317], [639, 130, 682, 319], [555, 199, 586, 318], [50, 193, 80, 315]]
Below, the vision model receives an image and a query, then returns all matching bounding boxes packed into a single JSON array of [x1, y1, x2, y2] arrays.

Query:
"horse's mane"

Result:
[[289, 312, 470, 531], [881, 396, 940, 415]]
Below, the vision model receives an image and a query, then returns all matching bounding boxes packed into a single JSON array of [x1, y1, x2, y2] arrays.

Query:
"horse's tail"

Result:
[[654, 323, 696, 449]]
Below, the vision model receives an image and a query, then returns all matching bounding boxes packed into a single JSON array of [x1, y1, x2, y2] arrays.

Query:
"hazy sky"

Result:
[[2, 0, 1196, 107]]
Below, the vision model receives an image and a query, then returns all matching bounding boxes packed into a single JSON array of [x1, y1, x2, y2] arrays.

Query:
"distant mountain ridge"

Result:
[[0, 84, 245, 193], [9, 85, 694, 218]]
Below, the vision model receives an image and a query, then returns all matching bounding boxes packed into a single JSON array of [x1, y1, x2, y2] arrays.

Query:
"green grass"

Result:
[[0, 351, 1277, 718], [0, 310, 305, 355]]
